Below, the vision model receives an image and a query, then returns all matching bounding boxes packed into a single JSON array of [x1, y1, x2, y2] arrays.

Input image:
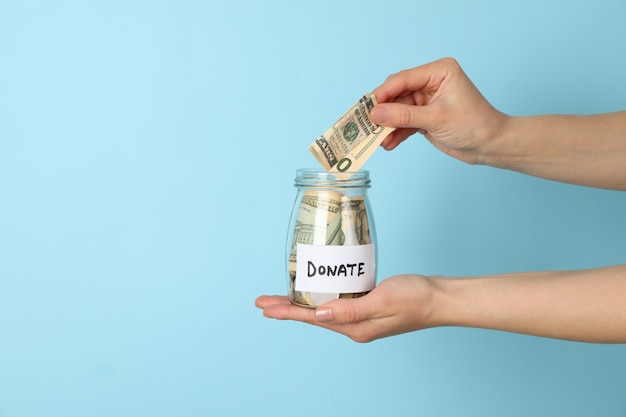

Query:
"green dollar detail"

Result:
[[343, 121, 359, 142], [337, 158, 352, 172]]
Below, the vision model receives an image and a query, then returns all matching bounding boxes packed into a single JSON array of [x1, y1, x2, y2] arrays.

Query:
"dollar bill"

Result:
[[340, 195, 372, 246], [288, 190, 343, 274], [288, 190, 343, 307], [309, 93, 394, 173]]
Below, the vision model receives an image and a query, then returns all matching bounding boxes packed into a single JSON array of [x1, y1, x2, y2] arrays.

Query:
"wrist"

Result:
[[476, 113, 520, 169], [427, 275, 493, 330], [423, 275, 461, 328]]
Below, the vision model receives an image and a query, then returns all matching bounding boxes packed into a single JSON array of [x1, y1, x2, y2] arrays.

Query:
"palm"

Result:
[[256, 274, 435, 342]]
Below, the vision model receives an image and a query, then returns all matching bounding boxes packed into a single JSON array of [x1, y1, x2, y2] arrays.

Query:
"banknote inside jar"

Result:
[[289, 276, 370, 308], [288, 190, 373, 308]]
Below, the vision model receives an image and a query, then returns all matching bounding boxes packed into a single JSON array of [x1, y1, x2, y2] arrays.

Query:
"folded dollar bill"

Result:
[[309, 93, 394, 172]]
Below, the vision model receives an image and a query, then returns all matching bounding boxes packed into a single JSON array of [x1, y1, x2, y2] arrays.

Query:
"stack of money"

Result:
[[288, 190, 372, 308], [309, 93, 394, 173]]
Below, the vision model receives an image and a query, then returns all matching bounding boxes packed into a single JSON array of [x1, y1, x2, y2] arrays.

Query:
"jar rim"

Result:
[[294, 168, 370, 188]]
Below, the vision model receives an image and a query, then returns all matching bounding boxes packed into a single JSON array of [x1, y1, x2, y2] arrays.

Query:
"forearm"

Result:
[[482, 111, 626, 190], [432, 265, 626, 343]]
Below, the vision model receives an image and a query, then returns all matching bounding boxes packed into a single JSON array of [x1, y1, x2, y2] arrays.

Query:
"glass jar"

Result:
[[286, 169, 377, 308]]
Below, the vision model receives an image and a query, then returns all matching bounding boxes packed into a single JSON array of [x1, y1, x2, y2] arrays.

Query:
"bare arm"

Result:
[[434, 265, 626, 343], [483, 112, 626, 190], [257, 265, 626, 343], [369, 58, 626, 190]]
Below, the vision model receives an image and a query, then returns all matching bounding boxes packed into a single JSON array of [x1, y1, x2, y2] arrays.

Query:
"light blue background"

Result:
[[1, 0, 626, 416]]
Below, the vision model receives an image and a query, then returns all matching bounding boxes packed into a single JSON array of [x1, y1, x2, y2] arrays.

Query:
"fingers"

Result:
[[369, 58, 466, 152], [256, 295, 374, 326], [256, 295, 385, 343], [372, 66, 432, 103], [371, 101, 426, 150], [315, 297, 378, 325], [372, 57, 457, 103], [371, 102, 429, 129], [314, 298, 389, 343], [259, 299, 318, 323], [380, 128, 420, 150], [255, 295, 290, 308]]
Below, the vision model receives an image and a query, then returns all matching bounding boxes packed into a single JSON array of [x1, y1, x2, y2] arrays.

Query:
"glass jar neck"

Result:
[[294, 169, 370, 189]]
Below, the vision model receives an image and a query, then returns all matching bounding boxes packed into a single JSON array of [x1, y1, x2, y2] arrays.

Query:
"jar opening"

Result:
[[294, 168, 371, 188]]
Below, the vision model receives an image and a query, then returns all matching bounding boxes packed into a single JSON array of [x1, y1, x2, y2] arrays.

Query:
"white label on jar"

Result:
[[295, 243, 376, 293]]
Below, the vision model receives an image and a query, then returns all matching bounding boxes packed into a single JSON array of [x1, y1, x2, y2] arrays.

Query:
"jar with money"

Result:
[[286, 169, 377, 308]]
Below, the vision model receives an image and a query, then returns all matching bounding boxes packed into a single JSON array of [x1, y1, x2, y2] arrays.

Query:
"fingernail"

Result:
[[315, 308, 334, 323], [370, 106, 389, 124]]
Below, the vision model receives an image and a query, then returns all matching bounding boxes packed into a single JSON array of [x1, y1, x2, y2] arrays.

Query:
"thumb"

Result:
[[314, 298, 371, 324], [370, 102, 432, 130]]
